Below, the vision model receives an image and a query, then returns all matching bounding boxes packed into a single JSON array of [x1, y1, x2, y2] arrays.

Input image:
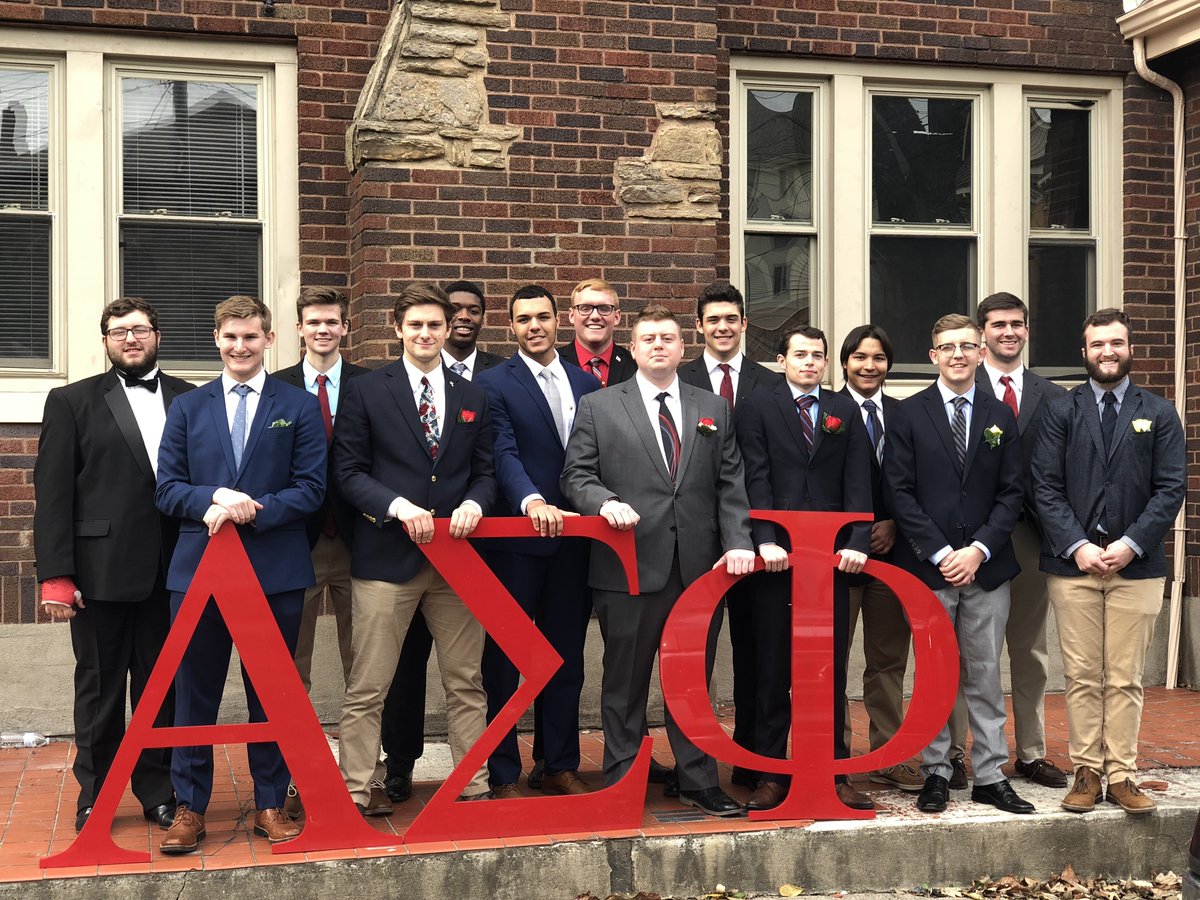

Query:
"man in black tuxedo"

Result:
[[836, 324, 922, 793], [734, 325, 874, 811], [273, 288, 369, 697], [885, 313, 1031, 816], [335, 282, 496, 813], [34, 297, 193, 833], [678, 280, 780, 790], [1033, 308, 1184, 815], [557, 278, 636, 387], [381, 278, 502, 801]]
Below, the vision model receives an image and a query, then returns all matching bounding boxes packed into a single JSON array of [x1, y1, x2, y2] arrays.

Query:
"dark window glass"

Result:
[[870, 236, 975, 368], [120, 222, 261, 364], [746, 90, 813, 224], [1028, 242, 1092, 370], [1030, 106, 1090, 231], [0, 218, 51, 365], [744, 234, 811, 361], [872, 95, 972, 226], [0, 69, 49, 210]]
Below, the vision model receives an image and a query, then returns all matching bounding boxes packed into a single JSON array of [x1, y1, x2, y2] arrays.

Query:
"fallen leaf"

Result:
[[779, 886, 805, 898]]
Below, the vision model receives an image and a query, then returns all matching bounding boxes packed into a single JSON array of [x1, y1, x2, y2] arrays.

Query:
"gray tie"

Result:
[[540, 369, 568, 445], [450, 361, 468, 378], [231, 383, 253, 470], [951, 396, 968, 468]]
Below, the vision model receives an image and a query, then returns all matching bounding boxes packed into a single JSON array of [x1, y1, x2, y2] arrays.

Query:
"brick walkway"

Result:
[[2, 688, 1199, 884]]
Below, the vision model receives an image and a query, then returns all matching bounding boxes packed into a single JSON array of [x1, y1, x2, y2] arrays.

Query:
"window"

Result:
[[0, 28, 298, 421], [732, 60, 1122, 382]]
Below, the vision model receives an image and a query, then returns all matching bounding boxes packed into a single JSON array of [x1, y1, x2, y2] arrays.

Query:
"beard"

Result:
[[107, 341, 159, 379], [1084, 353, 1132, 386]]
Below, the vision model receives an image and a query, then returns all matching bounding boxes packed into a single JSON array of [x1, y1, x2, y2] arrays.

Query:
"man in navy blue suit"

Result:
[[474, 285, 601, 796], [155, 296, 327, 853]]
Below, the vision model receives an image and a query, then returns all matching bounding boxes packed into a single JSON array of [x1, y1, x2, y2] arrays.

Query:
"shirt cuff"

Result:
[[1064, 539, 1088, 559], [930, 545, 953, 565], [386, 497, 409, 521], [970, 540, 991, 562], [1120, 535, 1145, 557], [520, 493, 545, 515], [460, 499, 482, 515]]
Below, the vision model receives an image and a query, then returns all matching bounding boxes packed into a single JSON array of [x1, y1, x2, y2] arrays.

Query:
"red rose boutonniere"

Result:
[[821, 413, 845, 434], [458, 409, 477, 424], [697, 418, 717, 436]]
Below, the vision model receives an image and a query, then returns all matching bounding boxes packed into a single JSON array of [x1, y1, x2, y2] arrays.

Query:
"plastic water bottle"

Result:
[[0, 732, 49, 749]]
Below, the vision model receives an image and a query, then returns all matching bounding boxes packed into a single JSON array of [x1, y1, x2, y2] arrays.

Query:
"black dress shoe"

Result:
[[74, 806, 93, 833], [1014, 757, 1068, 788], [731, 767, 759, 789], [949, 755, 968, 790], [143, 802, 176, 829], [971, 778, 1035, 814], [527, 759, 545, 790], [384, 773, 413, 803], [917, 775, 950, 813], [679, 787, 746, 817], [662, 767, 680, 798], [647, 757, 672, 784]]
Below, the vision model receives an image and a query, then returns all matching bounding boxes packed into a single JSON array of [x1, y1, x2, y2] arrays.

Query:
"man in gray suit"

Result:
[[1033, 308, 1184, 816], [562, 304, 756, 817], [944, 293, 1069, 791]]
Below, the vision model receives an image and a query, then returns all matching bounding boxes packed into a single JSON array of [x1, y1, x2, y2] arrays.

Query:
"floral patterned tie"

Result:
[[418, 376, 440, 459]]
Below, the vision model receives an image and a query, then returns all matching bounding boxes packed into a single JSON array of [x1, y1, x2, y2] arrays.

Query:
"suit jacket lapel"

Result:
[[774, 384, 811, 460], [1108, 386, 1141, 460], [513, 358, 562, 445], [384, 365, 433, 460], [676, 386, 698, 480], [922, 389, 962, 478], [619, 383, 674, 487], [1078, 386, 1107, 460], [102, 372, 155, 482], [207, 380, 239, 481], [439, 368, 467, 461], [237, 378, 275, 479], [962, 392, 992, 478], [1017, 373, 1041, 432]]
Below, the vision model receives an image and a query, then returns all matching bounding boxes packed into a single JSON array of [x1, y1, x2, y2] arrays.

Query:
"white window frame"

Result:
[[0, 28, 299, 422], [731, 57, 1123, 393]]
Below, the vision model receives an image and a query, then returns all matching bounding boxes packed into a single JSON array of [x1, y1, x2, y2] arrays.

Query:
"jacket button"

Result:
[[431, 475, 437, 483], [961, 491, 967, 497], [430, 508, 436, 515]]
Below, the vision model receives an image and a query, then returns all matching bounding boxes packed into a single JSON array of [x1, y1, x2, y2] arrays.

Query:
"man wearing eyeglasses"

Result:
[[34, 297, 195, 835], [884, 313, 1029, 815], [558, 278, 636, 388]]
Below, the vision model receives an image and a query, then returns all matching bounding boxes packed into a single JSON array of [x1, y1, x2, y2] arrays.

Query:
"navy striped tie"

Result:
[[951, 396, 968, 468]]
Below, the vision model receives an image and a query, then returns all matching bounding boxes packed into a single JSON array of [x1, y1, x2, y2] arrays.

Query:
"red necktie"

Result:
[[316, 374, 336, 537], [717, 362, 734, 408], [999, 374, 1019, 419], [587, 356, 606, 387]]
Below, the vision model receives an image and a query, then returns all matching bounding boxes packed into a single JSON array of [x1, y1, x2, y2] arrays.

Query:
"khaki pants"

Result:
[[338, 565, 489, 804], [844, 579, 911, 752], [1047, 572, 1162, 783], [293, 533, 354, 693]]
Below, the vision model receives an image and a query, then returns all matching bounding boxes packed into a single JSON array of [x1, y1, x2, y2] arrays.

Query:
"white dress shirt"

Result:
[[221, 368, 268, 455], [442, 348, 478, 379], [703, 350, 743, 397], [301, 355, 344, 421], [982, 359, 1024, 412], [787, 381, 820, 425], [634, 373, 684, 472], [120, 366, 167, 477], [845, 384, 884, 440]]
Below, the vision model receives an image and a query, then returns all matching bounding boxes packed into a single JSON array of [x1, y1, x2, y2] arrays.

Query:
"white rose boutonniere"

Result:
[[1132, 418, 1152, 434], [983, 425, 1003, 449]]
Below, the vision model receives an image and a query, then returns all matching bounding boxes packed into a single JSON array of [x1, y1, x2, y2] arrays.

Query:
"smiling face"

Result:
[[511, 295, 558, 366], [568, 287, 620, 353], [930, 325, 983, 393], [446, 290, 484, 354], [844, 336, 889, 398], [981, 307, 1028, 371], [103, 310, 160, 378], [696, 301, 747, 363], [631, 316, 684, 387], [297, 303, 348, 366], [396, 302, 448, 372], [778, 333, 827, 392], [216, 316, 274, 383], [1082, 320, 1133, 386]]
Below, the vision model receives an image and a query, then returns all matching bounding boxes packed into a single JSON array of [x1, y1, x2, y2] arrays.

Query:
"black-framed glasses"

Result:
[[105, 325, 156, 340], [572, 303, 618, 317]]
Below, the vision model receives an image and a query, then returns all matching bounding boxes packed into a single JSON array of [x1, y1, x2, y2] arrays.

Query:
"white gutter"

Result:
[[1130, 36, 1187, 689]]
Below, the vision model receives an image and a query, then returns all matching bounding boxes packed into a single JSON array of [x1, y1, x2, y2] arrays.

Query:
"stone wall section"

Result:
[[613, 102, 721, 219]]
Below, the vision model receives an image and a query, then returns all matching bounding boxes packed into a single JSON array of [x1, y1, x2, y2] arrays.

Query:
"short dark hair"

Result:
[[839, 324, 894, 373], [393, 282, 452, 326], [1082, 307, 1131, 344], [509, 284, 555, 319], [777, 325, 827, 358], [976, 292, 1028, 328], [297, 287, 348, 321], [101, 297, 159, 334], [696, 281, 745, 320], [443, 280, 486, 310], [215, 296, 271, 333]]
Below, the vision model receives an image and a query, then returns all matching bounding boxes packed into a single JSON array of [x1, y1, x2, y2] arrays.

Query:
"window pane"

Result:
[[1029, 106, 1090, 230], [1028, 242, 1092, 369], [0, 68, 49, 211], [870, 236, 974, 367], [0, 217, 51, 366], [744, 233, 811, 361], [121, 222, 261, 363], [872, 95, 972, 225], [122, 78, 258, 218], [746, 90, 813, 224]]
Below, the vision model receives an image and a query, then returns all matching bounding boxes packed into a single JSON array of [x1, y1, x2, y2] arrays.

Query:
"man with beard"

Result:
[[34, 297, 194, 833], [1033, 308, 1184, 816]]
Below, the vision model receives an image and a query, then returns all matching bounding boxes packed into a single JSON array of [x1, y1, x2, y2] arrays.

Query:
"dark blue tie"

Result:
[[1101, 391, 1117, 456]]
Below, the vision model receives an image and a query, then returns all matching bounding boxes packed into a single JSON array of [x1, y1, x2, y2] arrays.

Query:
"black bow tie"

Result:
[[121, 372, 159, 393]]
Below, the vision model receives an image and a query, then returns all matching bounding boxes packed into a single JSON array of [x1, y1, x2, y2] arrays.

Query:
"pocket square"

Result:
[[269, 418, 293, 429]]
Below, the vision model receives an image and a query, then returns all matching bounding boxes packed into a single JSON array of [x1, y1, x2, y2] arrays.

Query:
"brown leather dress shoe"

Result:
[[745, 781, 787, 811], [1106, 778, 1156, 815], [253, 807, 302, 842], [835, 781, 875, 810], [492, 783, 521, 799], [541, 770, 590, 795], [160, 804, 206, 855], [1061, 766, 1103, 813]]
